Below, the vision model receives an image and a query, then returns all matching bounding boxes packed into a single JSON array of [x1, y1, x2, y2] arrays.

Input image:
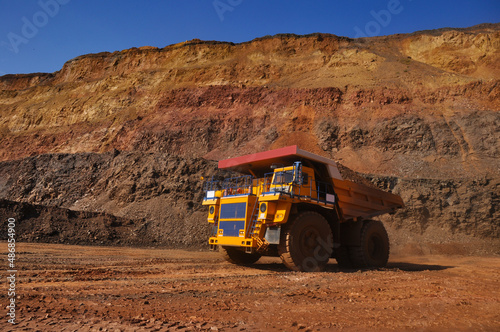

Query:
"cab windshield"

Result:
[[272, 170, 294, 185]]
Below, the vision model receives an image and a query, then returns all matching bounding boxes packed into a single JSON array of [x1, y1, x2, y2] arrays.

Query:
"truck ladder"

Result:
[[247, 200, 269, 252]]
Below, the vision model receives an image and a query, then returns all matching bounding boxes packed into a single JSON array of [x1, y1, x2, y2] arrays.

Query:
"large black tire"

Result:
[[349, 220, 390, 268], [220, 246, 261, 265], [278, 211, 333, 272]]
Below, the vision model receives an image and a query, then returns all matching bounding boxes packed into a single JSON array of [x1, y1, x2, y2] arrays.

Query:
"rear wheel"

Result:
[[278, 211, 333, 272], [349, 220, 390, 268], [220, 246, 261, 265]]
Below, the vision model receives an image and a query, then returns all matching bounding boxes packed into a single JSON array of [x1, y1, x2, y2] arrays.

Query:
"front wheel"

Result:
[[278, 211, 333, 272]]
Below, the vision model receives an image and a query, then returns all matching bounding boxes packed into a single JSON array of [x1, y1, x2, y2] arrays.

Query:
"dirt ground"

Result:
[[1, 243, 499, 331]]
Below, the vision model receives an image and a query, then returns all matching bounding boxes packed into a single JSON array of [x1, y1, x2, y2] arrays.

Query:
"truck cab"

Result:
[[269, 162, 310, 194]]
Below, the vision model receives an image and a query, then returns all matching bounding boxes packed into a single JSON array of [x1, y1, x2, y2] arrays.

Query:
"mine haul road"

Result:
[[2, 243, 499, 331]]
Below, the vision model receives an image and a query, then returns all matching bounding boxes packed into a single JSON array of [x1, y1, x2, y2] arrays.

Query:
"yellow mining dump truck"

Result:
[[202, 146, 404, 272]]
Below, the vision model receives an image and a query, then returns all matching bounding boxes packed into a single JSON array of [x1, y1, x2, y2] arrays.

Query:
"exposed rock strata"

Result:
[[0, 152, 497, 250], [0, 24, 498, 249]]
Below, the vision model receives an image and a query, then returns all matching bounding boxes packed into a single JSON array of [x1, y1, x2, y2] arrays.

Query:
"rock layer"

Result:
[[0, 152, 498, 250]]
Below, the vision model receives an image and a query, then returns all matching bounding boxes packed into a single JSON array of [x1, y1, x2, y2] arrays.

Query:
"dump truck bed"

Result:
[[331, 178, 403, 220], [219, 145, 404, 221]]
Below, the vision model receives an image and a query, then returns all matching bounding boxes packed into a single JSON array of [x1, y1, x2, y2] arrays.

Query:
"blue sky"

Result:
[[0, 0, 498, 75]]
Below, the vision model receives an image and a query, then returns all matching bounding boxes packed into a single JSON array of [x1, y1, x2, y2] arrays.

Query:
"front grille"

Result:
[[219, 220, 245, 237]]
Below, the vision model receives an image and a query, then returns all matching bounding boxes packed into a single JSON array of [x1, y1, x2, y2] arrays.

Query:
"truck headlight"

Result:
[[260, 203, 267, 213]]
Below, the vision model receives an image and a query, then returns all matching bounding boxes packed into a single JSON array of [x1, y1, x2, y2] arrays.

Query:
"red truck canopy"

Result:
[[218, 145, 343, 180]]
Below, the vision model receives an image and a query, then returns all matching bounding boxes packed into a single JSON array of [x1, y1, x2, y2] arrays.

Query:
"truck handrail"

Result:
[[203, 176, 220, 192], [259, 173, 335, 205], [222, 175, 254, 196], [203, 175, 256, 199]]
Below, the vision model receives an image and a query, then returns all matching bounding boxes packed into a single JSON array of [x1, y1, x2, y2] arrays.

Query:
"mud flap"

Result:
[[264, 226, 281, 244]]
